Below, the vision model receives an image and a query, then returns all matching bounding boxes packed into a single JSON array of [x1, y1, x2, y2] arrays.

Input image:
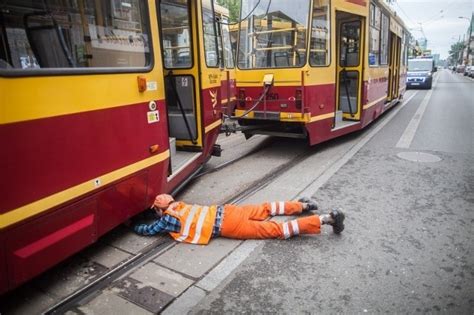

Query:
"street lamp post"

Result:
[[459, 15, 473, 65]]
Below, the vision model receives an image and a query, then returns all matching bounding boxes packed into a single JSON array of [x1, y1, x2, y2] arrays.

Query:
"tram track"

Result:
[[192, 135, 274, 180], [44, 240, 174, 314], [226, 148, 315, 204], [43, 139, 316, 314]]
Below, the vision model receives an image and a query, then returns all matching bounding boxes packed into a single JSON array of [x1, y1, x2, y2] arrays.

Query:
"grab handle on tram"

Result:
[[340, 68, 355, 117]]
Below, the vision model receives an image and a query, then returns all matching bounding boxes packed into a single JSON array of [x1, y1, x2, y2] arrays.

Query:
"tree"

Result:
[[216, 0, 241, 23], [449, 42, 465, 65]]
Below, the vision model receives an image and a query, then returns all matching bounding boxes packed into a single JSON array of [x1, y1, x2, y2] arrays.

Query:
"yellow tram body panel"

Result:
[[0, 74, 165, 124]]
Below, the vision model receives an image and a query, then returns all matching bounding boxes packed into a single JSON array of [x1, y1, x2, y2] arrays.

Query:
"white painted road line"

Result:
[[396, 74, 440, 148]]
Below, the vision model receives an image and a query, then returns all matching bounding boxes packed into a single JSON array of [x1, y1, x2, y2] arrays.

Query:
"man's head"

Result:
[[152, 194, 174, 216]]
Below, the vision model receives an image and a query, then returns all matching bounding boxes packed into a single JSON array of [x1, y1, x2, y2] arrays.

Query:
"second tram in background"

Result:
[[234, 0, 409, 145], [0, 0, 224, 295]]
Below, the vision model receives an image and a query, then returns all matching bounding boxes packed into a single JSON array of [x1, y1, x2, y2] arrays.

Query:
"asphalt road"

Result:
[[189, 70, 474, 313]]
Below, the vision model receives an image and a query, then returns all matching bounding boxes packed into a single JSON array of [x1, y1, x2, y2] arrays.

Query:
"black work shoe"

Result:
[[298, 197, 318, 211], [330, 209, 345, 234]]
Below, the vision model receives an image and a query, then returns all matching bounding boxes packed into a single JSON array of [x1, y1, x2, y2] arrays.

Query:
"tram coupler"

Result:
[[211, 144, 222, 157], [221, 121, 259, 136], [221, 121, 240, 136]]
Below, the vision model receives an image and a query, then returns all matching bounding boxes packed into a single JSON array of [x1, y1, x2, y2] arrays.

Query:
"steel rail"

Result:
[[43, 240, 174, 314]]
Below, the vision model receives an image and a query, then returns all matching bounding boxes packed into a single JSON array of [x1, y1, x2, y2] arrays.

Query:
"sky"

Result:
[[388, 0, 473, 59]]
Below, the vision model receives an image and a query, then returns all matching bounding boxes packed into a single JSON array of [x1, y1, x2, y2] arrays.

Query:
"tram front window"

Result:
[[238, 0, 310, 69]]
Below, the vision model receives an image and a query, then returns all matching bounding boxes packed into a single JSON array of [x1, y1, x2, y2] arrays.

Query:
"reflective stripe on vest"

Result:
[[190, 206, 209, 244], [175, 205, 199, 242], [166, 203, 217, 245]]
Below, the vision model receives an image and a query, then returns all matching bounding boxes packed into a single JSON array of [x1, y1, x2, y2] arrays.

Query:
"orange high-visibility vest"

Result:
[[164, 202, 218, 245]]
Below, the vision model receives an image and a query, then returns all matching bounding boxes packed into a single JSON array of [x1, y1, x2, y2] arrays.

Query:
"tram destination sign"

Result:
[[345, 0, 367, 7]]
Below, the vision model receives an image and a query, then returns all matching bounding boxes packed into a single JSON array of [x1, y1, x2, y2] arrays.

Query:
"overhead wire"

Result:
[[394, 2, 416, 26], [395, 2, 426, 39], [421, 0, 457, 25]]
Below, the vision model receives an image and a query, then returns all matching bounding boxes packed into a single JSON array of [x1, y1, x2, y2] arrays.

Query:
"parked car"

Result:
[[465, 66, 474, 78], [456, 64, 466, 73], [463, 66, 470, 76]]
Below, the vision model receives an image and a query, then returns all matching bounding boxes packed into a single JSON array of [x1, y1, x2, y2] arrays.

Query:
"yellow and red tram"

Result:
[[0, 0, 223, 294], [234, 0, 409, 145]]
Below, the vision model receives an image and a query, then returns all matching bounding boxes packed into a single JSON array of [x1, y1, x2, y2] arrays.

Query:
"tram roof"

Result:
[[375, 0, 410, 34]]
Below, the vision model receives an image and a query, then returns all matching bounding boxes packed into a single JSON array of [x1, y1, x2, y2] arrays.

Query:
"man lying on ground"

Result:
[[134, 194, 345, 244]]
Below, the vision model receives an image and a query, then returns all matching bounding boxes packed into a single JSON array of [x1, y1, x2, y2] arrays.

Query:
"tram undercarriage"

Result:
[[238, 119, 308, 139]]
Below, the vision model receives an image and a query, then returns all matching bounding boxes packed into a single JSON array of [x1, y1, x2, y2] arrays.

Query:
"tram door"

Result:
[[335, 12, 365, 122], [159, 0, 200, 148], [387, 33, 401, 101], [158, 0, 221, 175]]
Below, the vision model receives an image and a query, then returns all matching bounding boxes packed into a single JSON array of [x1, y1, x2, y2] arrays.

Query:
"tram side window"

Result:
[[309, 0, 330, 67], [339, 21, 360, 67], [202, 0, 219, 67], [0, 0, 150, 71], [369, 3, 381, 66], [160, 0, 192, 68], [380, 13, 389, 65]]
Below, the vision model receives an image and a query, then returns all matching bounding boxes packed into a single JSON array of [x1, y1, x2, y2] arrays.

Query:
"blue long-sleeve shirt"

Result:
[[134, 214, 181, 235], [134, 205, 224, 237]]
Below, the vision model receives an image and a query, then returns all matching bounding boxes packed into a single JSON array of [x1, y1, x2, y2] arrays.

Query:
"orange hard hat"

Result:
[[153, 194, 174, 209]]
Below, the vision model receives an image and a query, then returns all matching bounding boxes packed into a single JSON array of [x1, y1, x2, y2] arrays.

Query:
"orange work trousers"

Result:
[[220, 201, 321, 240]]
